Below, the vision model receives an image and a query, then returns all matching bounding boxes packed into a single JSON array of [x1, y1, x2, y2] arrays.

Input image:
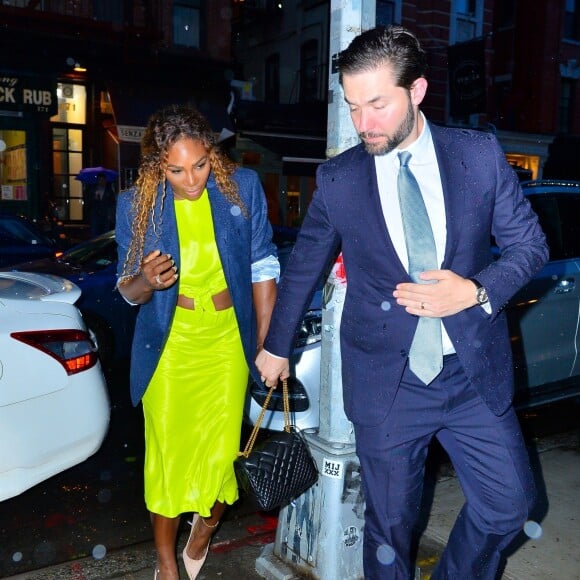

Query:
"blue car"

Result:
[[0, 214, 65, 268]]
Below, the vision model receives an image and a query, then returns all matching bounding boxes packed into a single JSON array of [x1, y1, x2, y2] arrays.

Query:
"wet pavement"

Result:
[[3, 427, 579, 579], [1, 365, 578, 580]]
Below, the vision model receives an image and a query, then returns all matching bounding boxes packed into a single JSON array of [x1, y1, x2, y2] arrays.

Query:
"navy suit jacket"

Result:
[[264, 123, 548, 426], [116, 168, 276, 406]]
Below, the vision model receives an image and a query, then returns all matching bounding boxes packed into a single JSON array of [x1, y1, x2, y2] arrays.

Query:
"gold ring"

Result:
[[155, 274, 162, 286], [421, 302, 425, 310]]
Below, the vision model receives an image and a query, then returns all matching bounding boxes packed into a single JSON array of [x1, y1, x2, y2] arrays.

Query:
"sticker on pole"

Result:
[[343, 525, 360, 547], [322, 458, 343, 479]]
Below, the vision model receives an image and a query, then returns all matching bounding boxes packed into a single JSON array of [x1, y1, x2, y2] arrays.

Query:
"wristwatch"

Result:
[[469, 278, 489, 305]]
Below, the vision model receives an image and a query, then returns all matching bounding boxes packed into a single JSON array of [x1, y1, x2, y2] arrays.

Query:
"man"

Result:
[[256, 26, 548, 579], [85, 172, 116, 236]]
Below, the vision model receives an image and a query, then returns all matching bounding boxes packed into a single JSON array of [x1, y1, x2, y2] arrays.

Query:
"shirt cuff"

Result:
[[262, 348, 287, 360], [251, 254, 280, 283]]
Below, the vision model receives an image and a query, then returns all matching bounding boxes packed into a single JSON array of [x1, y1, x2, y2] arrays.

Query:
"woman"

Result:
[[116, 104, 279, 579]]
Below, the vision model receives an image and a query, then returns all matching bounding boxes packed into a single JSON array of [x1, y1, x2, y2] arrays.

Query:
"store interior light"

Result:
[[66, 56, 87, 72]]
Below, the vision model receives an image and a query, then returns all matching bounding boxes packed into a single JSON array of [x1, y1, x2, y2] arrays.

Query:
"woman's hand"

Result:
[[141, 250, 179, 290], [118, 250, 178, 304]]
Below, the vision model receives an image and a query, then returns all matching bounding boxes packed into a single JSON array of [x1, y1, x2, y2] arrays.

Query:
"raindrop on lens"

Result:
[[524, 520, 543, 539], [92, 544, 107, 560], [230, 205, 242, 216], [12, 552, 23, 563], [376, 543, 396, 565]]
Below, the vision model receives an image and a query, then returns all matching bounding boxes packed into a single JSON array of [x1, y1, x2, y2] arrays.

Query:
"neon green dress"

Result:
[[142, 191, 248, 518]]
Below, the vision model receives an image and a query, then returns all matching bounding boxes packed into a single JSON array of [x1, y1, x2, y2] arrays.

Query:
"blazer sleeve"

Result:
[[471, 137, 549, 319], [264, 164, 341, 358], [247, 171, 277, 266]]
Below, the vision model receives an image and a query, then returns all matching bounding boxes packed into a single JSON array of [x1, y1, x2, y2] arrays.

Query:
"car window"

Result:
[[0, 219, 50, 246], [555, 195, 580, 259], [63, 236, 117, 268], [0, 278, 49, 298], [528, 194, 580, 261]]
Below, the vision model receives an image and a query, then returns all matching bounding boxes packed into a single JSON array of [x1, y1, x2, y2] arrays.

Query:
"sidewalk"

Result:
[[7, 433, 578, 579]]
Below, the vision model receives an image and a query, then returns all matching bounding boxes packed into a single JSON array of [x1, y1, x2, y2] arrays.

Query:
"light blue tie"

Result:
[[397, 151, 443, 384]]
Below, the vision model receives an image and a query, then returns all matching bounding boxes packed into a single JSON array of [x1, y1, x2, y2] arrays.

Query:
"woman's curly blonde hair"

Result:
[[121, 104, 246, 276]]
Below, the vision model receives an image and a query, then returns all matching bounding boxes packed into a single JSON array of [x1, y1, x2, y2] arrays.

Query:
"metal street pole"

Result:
[[256, 2, 375, 578]]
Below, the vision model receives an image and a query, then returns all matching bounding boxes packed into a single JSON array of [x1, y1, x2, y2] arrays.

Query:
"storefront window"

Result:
[[505, 153, 539, 180], [0, 130, 27, 202]]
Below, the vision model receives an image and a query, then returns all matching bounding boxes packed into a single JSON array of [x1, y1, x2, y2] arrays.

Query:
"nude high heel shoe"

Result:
[[182, 514, 209, 580]]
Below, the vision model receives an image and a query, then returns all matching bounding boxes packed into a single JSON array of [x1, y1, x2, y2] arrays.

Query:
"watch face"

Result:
[[477, 287, 488, 304]]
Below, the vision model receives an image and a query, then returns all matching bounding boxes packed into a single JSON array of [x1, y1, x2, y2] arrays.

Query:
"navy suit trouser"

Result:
[[353, 355, 536, 580]]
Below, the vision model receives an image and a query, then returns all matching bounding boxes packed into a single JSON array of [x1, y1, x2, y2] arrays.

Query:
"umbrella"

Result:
[[75, 166, 118, 185]]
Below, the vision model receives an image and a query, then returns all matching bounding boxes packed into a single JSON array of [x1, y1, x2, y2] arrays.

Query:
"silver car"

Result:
[[245, 179, 580, 431]]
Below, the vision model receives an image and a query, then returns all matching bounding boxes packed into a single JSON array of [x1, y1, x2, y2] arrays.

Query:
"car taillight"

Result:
[[11, 329, 98, 375]]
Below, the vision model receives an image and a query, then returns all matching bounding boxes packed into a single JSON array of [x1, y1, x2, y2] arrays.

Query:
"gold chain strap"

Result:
[[283, 378, 290, 433], [238, 379, 289, 458]]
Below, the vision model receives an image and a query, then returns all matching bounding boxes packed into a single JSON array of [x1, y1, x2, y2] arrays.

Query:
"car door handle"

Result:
[[554, 277, 575, 294]]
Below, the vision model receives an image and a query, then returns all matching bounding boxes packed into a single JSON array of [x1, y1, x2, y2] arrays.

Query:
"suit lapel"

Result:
[[430, 124, 466, 269], [363, 148, 416, 280]]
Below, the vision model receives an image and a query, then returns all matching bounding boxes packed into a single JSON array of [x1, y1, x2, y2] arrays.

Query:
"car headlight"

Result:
[[294, 309, 322, 348]]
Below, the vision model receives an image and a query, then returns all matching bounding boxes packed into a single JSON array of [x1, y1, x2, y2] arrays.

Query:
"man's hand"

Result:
[[255, 349, 290, 388], [393, 270, 478, 317]]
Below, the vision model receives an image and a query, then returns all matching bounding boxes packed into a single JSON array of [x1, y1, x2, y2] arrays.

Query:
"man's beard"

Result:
[[360, 99, 415, 156]]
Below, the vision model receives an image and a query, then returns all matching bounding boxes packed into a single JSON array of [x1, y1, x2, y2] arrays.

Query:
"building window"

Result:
[[265, 53, 280, 103], [300, 39, 319, 103], [376, 0, 400, 27], [559, 78, 575, 133], [564, 0, 580, 40], [451, 0, 483, 43], [173, 1, 202, 48]]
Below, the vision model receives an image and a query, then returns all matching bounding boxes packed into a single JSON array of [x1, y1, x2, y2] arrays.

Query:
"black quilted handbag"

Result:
[[235, 379, 318, 512]]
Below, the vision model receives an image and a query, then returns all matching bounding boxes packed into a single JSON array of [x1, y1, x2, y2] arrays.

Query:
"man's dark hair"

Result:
[[338, 26, 427, 90]]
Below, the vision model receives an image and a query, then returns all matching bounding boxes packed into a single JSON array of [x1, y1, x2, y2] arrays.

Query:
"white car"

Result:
[[0, 271, 110, 501]]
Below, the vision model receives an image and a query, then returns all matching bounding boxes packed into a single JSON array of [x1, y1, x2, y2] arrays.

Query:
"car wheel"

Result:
[[82, 312, 115, 370]]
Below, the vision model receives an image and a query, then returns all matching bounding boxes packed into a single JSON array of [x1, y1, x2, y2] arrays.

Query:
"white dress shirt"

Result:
[[374, 114, 455, 355]]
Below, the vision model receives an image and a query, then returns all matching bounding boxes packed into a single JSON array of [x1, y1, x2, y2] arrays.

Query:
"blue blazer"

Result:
[[116, 168, 277, 406], [264, 123, 549, 426]]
